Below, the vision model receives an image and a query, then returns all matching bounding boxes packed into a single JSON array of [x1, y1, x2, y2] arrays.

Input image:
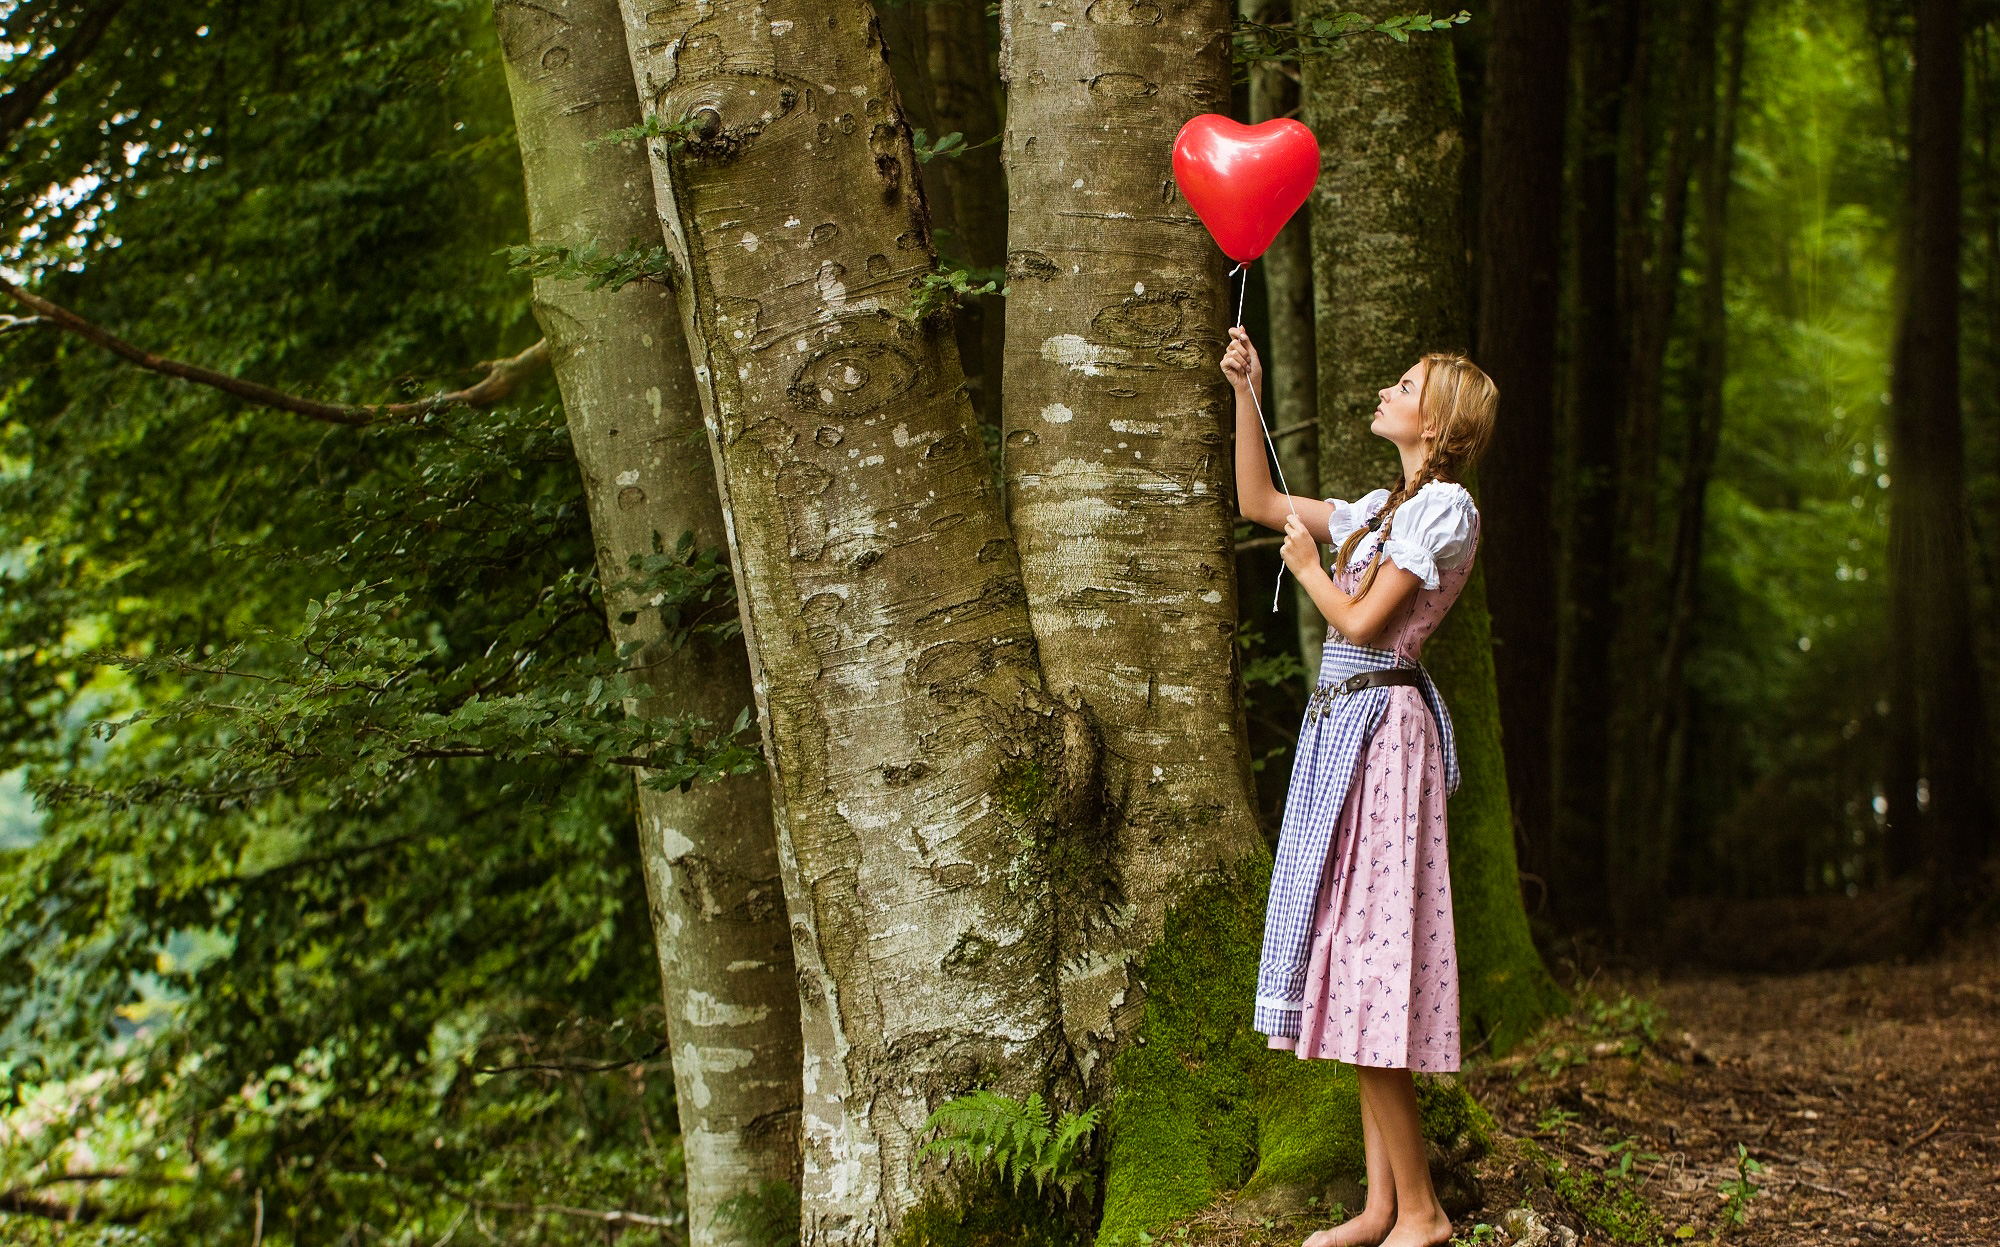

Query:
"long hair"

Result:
[[1333, 352, 1500, 602]]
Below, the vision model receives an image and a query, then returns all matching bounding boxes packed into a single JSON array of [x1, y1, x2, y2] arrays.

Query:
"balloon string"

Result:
[[1230, 260, 1299, 614]]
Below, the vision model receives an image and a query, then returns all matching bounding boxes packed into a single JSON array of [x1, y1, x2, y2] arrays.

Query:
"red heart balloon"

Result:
[[1172, 114, 1319, 263]]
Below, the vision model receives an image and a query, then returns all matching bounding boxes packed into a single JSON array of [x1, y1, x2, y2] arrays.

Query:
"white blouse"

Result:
[[1323, 481, 1478, 591]]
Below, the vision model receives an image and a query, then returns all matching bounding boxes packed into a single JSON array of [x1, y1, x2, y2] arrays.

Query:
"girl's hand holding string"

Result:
[[1280, 514, 1325, 581], [1220, 326, 1263, 397]]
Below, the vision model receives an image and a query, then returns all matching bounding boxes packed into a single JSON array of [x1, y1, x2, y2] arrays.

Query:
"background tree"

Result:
[[1887, 0, 1995, 931], [618, 0, 1077, 1234], [1474, 0, 1570, 900], [1299, 2, 1565, 1048], [1243, 0, 1327, 681], [493, 0, 803, 1238]]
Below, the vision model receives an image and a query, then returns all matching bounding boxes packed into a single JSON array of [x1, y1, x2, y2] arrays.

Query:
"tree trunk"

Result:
[[1474, 0, 1569, 907], [1655, 0, 1747, 871], [492, 4, 802, 1241], [1605, 0, 1706, 944], [1551, 0, 1638, 933], [998, 0, 1267, 1073], [1245, 0, 1326, 682], [616, 1, 1073, 1236], [1300, 8, 1565, 1050], [1892, 0, 1995, 933]]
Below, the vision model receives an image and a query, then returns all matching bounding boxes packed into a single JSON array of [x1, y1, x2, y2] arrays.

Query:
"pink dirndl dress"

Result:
[[1272, 483, 1478, 1072]]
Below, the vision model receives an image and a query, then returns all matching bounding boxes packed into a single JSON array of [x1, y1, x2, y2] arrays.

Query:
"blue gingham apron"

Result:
[[1253, 639, 1462, 1040]]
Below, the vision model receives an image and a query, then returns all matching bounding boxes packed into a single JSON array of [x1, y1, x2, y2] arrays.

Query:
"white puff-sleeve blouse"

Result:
[[1323, 481, 1478, 592]]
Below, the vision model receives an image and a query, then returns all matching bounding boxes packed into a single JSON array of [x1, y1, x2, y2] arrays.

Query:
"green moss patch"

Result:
[[1096, 861, 1513, 1244], [889, 1173, 1087, 1247]]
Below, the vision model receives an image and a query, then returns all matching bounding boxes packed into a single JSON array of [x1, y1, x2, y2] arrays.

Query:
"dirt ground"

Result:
[[1467, 923, 2000, 1246], [1183, 923, 2000, 1246]]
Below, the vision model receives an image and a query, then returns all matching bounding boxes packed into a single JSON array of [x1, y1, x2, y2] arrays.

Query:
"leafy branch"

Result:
[[40, 575, 762, 813], [500, 239, 677, 293], [906, 266, 1007, 322], [586, 112, 702, 152], [1233, 9, 1472, 65], [911, 127, 1000, 164]]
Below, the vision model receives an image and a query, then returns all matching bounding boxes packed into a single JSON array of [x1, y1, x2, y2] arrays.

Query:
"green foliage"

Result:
[[1537, 1105, 1581, 1139], [1582, 993, 1669, 1055], [910, 127, 1001, 164], [1527, 1142, 1670, 1246], [713, 1179, 802, 1247], [586, 111, 702, 152], [1713, 1142, 1765, 1237], [500, 238, 677, 292], [1679, 0, 1905, 898], [919, 1091, 1102, 1203], [0, 2, 729, 1241], [889, 1174, 1085, 1247], [1232, 9, 1472, 66], [907, 266, 1007, 322], [1604, 1135, 1663, 1184], [33, 566, 760, 813]]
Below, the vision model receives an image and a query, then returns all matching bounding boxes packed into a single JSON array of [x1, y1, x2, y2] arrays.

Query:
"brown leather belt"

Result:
[[1303, 665, 1425, 721], [1328, 667, 1423, 696]]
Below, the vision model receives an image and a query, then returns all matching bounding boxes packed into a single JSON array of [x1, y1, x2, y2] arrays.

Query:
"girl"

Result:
[[1221, 324, 1498, 1247]]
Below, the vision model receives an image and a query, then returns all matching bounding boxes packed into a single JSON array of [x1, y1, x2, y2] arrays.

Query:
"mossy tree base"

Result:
[[1093, 864, 1507, 1244]]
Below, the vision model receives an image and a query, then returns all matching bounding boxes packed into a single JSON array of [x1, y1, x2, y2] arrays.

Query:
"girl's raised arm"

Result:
[[1222, 326, 1338, 541]]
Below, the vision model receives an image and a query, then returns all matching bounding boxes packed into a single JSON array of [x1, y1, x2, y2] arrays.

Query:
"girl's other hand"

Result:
[[1220, 325, 1263, 396], [1280, 513, 1320, 577]]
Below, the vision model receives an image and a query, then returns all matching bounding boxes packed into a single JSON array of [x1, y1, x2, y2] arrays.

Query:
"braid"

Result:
[[1326, 350, 1494, 607], [1336, 459, 1446, 602]]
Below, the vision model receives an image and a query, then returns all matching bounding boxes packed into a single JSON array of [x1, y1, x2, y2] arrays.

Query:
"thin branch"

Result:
[[0, 275, 548, 426], [468, 1199, 679, 1232], [474, 1038, 670, 1075], [1268, 419, 1315, 441], [0, 0, 130, 150], [0, 1187, 144, 1224]]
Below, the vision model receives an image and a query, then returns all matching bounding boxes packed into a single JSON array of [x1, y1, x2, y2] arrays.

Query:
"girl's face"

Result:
[[1371, 360, 1432, 453]]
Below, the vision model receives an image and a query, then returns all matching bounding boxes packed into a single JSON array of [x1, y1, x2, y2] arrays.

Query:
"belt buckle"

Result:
[[1338, 672, 1367, 696]]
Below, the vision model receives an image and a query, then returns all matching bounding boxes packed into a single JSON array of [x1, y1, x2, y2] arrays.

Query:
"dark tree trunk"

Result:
[[1656, 0, 1749, 864], [1602, 0, 1707, 945], [1551, 0, 1639, 931], [1891, 0, 1995, 932], [1475, 0, 1571, 911]]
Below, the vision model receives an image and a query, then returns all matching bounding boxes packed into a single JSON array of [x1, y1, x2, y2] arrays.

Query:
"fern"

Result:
[[712, 1180, 801, 1247], [918, 1090, 1102, 1202]]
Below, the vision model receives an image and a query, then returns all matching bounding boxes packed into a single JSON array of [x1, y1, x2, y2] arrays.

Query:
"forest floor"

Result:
[[1188, 921, 2000, 1247]]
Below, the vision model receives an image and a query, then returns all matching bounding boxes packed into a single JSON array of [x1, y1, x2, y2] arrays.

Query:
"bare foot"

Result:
[[1302, 1205, 1395, 1247], [1376, 1206, 1453, 1247]]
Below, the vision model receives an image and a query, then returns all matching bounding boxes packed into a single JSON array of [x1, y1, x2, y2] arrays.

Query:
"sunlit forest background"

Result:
[[2, 0, 1996, 1240]]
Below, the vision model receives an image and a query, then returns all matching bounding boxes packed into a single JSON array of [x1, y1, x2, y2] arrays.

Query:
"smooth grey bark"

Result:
[[1244, 0, 1325, 682], [998, 0, 1267, 1082], [617, 2, 1073, 1236], [492, 4, 803, 1241]]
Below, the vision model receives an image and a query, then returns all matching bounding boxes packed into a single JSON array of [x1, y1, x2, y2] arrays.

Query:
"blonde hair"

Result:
[[1333, 352, 1499, 602]]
